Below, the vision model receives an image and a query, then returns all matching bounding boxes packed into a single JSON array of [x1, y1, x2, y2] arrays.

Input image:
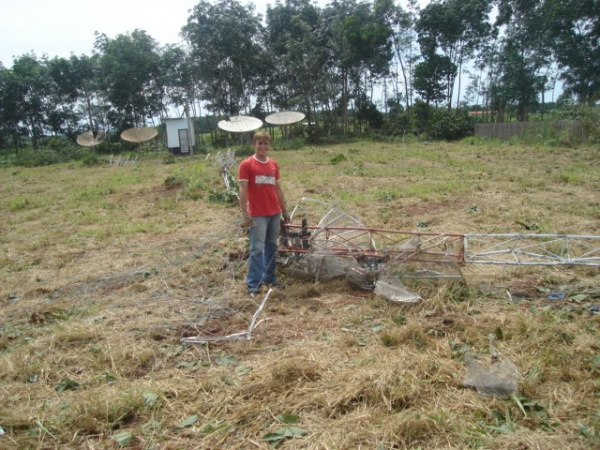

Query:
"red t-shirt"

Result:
[[238, 155, 281, 216]]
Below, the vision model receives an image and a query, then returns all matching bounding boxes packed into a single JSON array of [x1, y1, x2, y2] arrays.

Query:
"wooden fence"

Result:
[[474, 120, 583, 140]]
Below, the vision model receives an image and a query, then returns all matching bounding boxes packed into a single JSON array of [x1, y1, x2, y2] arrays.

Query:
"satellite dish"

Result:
[[265, 111, 305, 126], [76, 130, 106, 147], [218, 115, 263, 133], [120, 126, 158, 143]]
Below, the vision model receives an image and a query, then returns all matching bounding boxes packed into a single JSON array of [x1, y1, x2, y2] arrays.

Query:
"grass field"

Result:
[[1, 139, 599, 449]]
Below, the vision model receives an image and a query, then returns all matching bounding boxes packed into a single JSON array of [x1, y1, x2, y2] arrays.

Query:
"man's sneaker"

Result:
[[248, 286, 262, 298], [266, 280, 285, 289]]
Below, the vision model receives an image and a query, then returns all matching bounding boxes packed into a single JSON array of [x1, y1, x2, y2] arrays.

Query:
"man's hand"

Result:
[[241, 214, 253, 229], [282, 210, 291, 223]]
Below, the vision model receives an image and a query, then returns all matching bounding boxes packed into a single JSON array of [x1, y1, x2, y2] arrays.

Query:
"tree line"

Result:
[[0, 0, 598, 150]]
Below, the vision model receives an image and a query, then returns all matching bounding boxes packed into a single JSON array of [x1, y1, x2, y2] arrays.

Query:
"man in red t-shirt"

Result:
[[238, 131, 290, 295]]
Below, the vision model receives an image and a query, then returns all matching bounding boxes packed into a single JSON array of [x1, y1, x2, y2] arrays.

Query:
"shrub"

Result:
[[81, 152, 101, 166], [208, 188, 237, 203], [235, 145, 255, 158], [355, 95, 384, 130], [428, 110, 474, 141], [14, 142, 95, 167], [382, 113, 411, 138], [15, 147, 63, 166], [330, 153, 347, 164]]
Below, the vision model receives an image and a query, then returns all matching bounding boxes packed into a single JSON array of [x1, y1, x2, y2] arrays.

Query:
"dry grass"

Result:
[[1, 140, 599, 449]]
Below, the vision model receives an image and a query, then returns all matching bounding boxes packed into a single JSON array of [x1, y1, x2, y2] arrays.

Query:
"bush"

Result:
[[546, 104, 600, 145], [15, 147, 63, 166], [81, 152, 101, 166], [208, 188, 237, 203], [428, 110, 474, 141], [382, 113, 411, 138], [235, 145, 255, 158], [355, 95, 384, 130], [14, 142, 95, 167]]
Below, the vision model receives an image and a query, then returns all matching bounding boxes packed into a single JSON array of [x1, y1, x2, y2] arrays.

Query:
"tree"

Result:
[[543, 0, 600, 103], [94, 30, 164, 129], [1, 54, 56, 149], [182, 0, 265, 116], [375, 0, 419, 112], [355, 92, 384, 131], [413, 53, 456, 105], [264, 0, 328, 137], [47, 54, 101, 137], [492, 39, 543, 121], [492, 0, 552, 121], [322, 0, 393, 135], [0, 63, 11, 148], [159, 45, 197, 117], [416, 0, 493, 109]]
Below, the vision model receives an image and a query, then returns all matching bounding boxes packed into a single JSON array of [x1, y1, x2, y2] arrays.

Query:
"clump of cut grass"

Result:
[[270, 358, 322, 384], [380, 320, 430, 349], [37, 385, 151, 444], [7, 196, 30, 211]]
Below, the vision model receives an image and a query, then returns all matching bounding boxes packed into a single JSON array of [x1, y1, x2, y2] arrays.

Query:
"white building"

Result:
[[162, 117, 195, 155]]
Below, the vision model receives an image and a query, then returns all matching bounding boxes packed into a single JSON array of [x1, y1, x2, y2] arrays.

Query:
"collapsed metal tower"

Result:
[[280, 197, 600, 267]]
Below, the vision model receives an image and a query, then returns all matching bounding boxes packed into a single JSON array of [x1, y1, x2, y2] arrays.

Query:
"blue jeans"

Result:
[[247, 214, 280, 292]]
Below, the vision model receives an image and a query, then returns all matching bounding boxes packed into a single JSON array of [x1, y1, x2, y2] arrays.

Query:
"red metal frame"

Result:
[[280, 223, 465, 264]]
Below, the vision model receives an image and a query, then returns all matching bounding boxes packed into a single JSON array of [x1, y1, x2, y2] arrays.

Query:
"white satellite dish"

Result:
[[120, 127, 158, 143], [76, 130, 106, 147], [265, 111, 305, 126], [218, 115, 263, 133]]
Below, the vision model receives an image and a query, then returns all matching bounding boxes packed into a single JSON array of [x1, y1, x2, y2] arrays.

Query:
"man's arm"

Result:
[[239, 181, 252, 227], [276, 182, 290, 223], [239, 181, 249, 215]]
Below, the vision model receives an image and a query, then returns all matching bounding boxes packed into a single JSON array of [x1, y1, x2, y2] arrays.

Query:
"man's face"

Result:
[[253, 139, 270, 158]]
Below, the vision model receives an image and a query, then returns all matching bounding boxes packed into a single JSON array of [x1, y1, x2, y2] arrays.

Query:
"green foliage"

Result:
[[412, 100, 434, 135], [81, 152, 102, 166], [94, 30, 163, 127], [8, 197, 30, 211], [427, 110, 474, 141], [341, 162, 365, 176], [413, 55, 456, 105], [0, 0, 597, 151], [460, 136, 486, 146], [374, 189, 396, 202], [543, 0, 600, 104], [382, 113, 411, 138], [355, 94, 384, 130], [181, 0, 264, 116], [263, 426, 307, 447], [234, 145, 254, 158], [416, 0, 492, 107], [274, 138, 305, 151], [13, 144, 91, 167], [548, 104, 600, 144], [208, 188, 237, 204], [384, 102, 474, 142], [330, 153, 347, 165]]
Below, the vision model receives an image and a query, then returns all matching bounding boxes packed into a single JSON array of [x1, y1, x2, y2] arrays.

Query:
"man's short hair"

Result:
[[253, 131, 272, 144]]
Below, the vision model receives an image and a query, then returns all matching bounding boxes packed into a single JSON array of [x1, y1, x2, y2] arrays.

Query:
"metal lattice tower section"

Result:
[[279, 198, 600, 268], [464, 234, 600, 266]]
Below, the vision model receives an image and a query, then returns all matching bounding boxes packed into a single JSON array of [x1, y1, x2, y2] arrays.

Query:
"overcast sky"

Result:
[[1, 1, 430, 68], [0, 0, 282, 67]]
